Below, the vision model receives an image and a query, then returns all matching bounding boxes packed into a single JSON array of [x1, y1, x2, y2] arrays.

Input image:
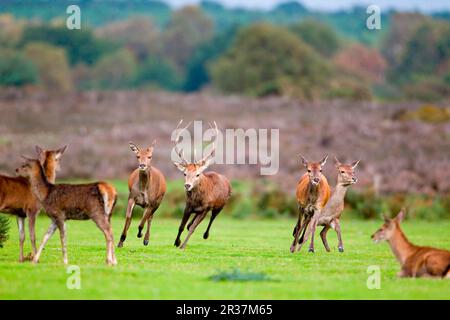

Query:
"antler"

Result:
[[173, 119, 192, 165], [199, 121, 218, 165]]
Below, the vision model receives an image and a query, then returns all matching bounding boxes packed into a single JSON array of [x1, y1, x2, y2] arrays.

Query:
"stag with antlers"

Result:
[[172, 120, 231, 250]]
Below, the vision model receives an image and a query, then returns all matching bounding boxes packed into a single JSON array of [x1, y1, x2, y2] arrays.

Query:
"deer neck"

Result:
[[325, 183, 348, 215], [29, 165, 51, 202], [138, 168, 150, 193], [42, 159, 57, 184], [388, 225, 415, 265]]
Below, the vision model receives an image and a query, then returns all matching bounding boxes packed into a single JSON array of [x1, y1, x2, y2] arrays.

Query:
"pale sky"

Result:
[[165, 0, 450, 12]]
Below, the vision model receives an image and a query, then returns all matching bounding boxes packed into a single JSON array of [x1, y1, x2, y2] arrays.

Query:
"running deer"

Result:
[[172, 120, 231, 249], [291, 155, 330, 253], [299, 157, 359, 253], [16, 158, 118, 265], [117, 141, 166, 247], [0, 145, 66, 262], [372, 210, 450, 278]]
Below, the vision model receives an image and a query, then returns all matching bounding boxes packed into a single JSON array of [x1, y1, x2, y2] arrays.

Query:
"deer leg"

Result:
[[27, 211, 38, 259], [334, 220, 344, 252], [320, 225, 331, 252], [296, 215, 312, 252], [118, 198, 135, 247], [94, 216, 116, 266], [204, 208, 221, 239], [307, 217, 319, 253], [33, 221, 57, 264], [57, 221, 68, 265], [180, 212, 206, 250], [187, 213, 199, 231], [174, 208, 191, 247], [17, 216, 26, 262], [290, 213, 304, 253], [143, 208, 155, 246]]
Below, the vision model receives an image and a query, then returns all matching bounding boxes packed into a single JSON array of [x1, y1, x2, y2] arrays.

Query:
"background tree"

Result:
[[160, 6, 214, 70], [290, 19, 340, 57], [96, 17, 160, 62], [92, 48, 137, 89], [210, 23, 331, 100], [0, 48, 37, 86], [134, 57, 182, 91], [24, 42, 73, 93]]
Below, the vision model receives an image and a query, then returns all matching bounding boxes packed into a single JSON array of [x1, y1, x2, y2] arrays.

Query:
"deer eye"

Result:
[[319, 169, 322, 172], [183, 173, 186, 176], [307, 169, 311, 173], [341, 171, 345, 173], [196, 174, 200, 177]]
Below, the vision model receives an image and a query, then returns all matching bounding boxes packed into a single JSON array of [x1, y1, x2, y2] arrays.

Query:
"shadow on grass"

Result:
[[209, 268, 277, 282]]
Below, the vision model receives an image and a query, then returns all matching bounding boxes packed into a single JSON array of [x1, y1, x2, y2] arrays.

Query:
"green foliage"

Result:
[[210, 23, 331, 99], [290, 19, 340, 57], [0, 48, 37, 86], [21, 24, 115, 65], [92, 49, 137, 89], [398, 104, 450, 123], [0, 214, 9, 248], [209, 269, 272, 282], [24, 42, 73, 93], [134, 57, 182, 91]]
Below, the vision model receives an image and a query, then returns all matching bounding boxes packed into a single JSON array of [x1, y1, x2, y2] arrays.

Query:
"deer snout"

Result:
[[312, 178, 320, 185], [139, 164, 146, 170], [352, 177, 358, 183], [184, 183, 192, 191]]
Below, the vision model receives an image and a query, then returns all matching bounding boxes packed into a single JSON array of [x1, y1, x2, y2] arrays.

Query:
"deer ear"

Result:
[[129, 142, 139, 154], [334, 156, 341, 167], [320, 155, 328, 166], [395, 209, 406, 223], [351, 160, 360, 169], [173, 161, 186, 173], [35, 145, 44, 156], [299, 155, 308, 167], [381, 213, 390, 223], [151, 139, 157, 147], [55, 145, 67, 159]]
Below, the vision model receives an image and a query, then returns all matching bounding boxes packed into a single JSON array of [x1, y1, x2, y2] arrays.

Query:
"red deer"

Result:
[[117, 141, 166, 247], [291, 155, 330, 253], [16, 158, 118, 265], [172, 120, 231, 249], [0, 145, 66, 261], [372, 210, 450, 278], [299, 157, 359, 253]]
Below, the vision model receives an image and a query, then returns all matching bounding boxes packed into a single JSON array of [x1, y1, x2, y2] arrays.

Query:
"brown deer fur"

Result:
[[117, 141, 166, 247], [372, 210, 450, 278], [16, 159, 118, 265], [291, 155, 331, 253], [0, 146, 65, 261], [172, 120, 231, 249], [299, 158, 359, 253]]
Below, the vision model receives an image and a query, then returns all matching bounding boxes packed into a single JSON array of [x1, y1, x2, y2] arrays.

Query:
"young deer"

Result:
[[372, 210, 450, 278], [16, 158, 118, 265], [172, 120, 231, 250], [299, 157, 359, 253], [117, 141, 166, 247], [0, 145, 66, 262], [291, 155, 330, 253]]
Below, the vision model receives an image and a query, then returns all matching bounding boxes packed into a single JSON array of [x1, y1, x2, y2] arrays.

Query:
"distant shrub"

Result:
[[0, 214, 9, 248], [0, 48, 37, 86], [398, 104, 450, 123]]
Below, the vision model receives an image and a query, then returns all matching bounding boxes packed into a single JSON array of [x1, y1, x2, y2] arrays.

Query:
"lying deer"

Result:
[[117, 141, 166, 247], [299, 157, 359, 253], [0, 145, 66, 261], [172, 120, 231, 249], [291, 155, 330, 253], [16, 158, 118, 265], [372, 210, 450, 279]]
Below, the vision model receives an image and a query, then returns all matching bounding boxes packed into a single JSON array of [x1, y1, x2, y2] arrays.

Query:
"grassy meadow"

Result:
[[0, 187, 449, 299]]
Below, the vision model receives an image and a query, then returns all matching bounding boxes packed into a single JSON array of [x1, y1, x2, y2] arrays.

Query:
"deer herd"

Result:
[[1, 121, 449, 279]]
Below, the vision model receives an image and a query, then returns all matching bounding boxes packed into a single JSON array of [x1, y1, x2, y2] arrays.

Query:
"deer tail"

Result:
[[97, 182, 117, 217]]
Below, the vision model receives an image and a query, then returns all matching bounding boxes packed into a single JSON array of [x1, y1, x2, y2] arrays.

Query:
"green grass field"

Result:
[[0, 214, 449, 299]]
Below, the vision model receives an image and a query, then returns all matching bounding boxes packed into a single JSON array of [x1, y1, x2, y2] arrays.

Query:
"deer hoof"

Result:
[[338, 247, 344, 253], [290, 245, 296, 253], [137, 227, 143, 238], [203, 233, 209, 239], [308, 248, 315, 253], [174, 239, 181, 247], [117, 242, 123, 248], [143, 239, 149, 246]]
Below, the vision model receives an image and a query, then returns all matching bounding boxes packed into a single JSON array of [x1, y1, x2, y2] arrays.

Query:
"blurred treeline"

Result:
[[0, 0, 449, 102]]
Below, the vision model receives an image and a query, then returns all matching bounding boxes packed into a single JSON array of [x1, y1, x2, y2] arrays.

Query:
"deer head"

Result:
[[334, 157, 359, 186], [371, 210, 405, 243], [16, 157, 42, 180], [129, 140, 156, 171], [172, 120, 218, 192], [35, 145, 66, 173], [300, 155, 328, 186]]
